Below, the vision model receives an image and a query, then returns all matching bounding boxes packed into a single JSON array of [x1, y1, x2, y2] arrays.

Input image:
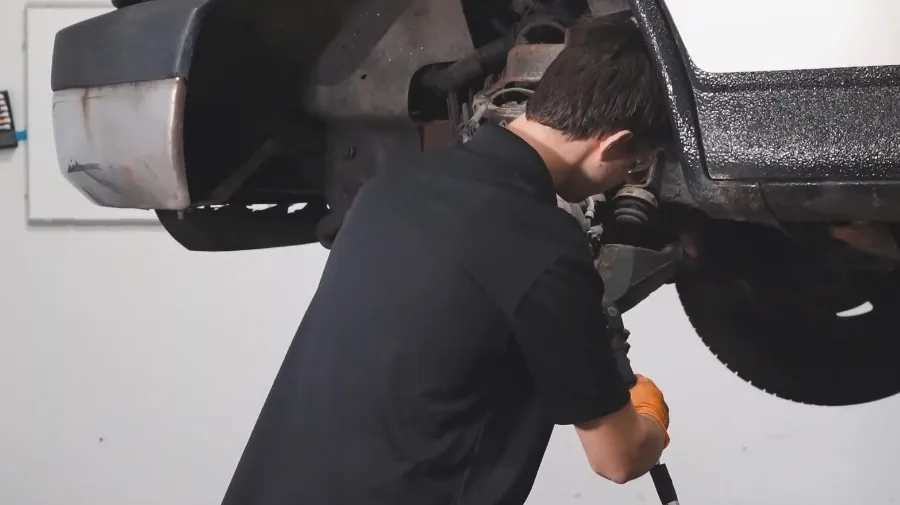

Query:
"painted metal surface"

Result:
[[53, 78, 190, 210]]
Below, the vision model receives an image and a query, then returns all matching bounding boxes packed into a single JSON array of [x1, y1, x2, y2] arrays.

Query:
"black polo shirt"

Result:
[[221, 125, 631, 505]]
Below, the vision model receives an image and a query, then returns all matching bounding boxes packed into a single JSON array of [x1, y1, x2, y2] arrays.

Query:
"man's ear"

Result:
[[597, 130, 634, 160]]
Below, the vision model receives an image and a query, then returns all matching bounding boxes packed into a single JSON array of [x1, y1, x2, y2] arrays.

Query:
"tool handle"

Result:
[[611, 332, 636, 388], [607, 308, 637, 388], [650, 463, 679, 505], [607, 307, 681, 505]]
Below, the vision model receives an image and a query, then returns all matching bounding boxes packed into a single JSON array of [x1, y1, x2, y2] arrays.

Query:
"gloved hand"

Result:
[[630, 374, 670, 446]]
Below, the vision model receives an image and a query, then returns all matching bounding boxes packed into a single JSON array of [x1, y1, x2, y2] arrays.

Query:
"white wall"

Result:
[[3, 3, 900, 505], [664, 0, 900, 73]]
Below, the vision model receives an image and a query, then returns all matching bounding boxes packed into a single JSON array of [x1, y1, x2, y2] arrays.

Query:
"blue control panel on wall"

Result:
[[0, 90, 19, 149]]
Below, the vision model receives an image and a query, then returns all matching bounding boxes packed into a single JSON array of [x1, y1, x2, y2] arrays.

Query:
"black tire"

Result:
[[674, 218, 900, 406], [676, 264, 900, 406]]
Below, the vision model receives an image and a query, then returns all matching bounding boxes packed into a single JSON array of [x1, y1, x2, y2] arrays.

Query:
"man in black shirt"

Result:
[[222, 15, 672, 505]]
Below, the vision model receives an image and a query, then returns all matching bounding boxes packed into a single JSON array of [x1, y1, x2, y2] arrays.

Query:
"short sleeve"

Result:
[[511, 247, 631, 426]]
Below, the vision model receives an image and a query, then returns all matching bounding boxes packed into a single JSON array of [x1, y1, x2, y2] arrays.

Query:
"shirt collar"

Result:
[[462, 124, 557, 205]]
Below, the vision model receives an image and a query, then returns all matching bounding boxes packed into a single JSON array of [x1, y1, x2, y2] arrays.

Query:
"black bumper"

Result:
[[50, 0, 211, 211], [51, 0, 209, 91]]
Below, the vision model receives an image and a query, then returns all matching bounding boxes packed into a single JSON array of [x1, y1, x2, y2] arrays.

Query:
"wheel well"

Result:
[[672, 216, 900, 406]]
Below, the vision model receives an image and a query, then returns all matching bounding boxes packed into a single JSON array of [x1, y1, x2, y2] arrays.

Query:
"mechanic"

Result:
[[222, 15, 672, 505]]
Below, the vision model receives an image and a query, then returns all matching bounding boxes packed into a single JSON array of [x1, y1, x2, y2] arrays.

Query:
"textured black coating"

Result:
[[693, 68, 900, 181], [633, 0, 900, 222], [51, 0, 210, 91], [661, 5, 900, 183], [693, 63, 900, 93], [628, 0, 773, 223]]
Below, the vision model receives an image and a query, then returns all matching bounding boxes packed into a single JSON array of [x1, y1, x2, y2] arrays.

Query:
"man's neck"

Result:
[[505, 116, 590, 194]]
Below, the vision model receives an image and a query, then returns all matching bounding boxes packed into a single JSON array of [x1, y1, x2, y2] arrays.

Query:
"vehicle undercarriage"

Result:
[[52, 0, 900, 406]]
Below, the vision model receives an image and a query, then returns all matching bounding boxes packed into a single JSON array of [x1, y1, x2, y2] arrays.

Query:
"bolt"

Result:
[[607, 306, 619, 317], [600, 247, 616, 265]]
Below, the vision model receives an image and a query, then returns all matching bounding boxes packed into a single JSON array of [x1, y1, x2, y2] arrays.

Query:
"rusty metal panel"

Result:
[[305, 0, 475, 122]]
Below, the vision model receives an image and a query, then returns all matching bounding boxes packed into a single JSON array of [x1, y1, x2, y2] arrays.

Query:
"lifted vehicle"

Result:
[[51, 0, 900, 406]]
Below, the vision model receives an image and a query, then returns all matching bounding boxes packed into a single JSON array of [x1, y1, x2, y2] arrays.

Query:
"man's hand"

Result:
[[574, 374, 670, 484], [630, 374, 669, 447]]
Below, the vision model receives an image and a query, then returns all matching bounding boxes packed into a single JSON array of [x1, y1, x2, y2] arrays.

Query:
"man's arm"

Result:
[[510, 248, 669, 484], [574, 376, 668, 483]]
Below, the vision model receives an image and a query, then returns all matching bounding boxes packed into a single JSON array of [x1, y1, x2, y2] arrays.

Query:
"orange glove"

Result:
[[630, 374, 670, 446]]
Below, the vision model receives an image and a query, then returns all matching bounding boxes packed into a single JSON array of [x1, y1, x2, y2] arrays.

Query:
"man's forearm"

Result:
[[575, 402, 668, 485], [620, 414, 667, 483]]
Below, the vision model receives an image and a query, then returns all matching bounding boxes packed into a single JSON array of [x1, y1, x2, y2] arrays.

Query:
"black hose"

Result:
[[421, 35, 515, 93], [650, 464, 679, 505]]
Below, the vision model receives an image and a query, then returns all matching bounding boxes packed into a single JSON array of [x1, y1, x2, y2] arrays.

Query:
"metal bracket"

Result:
[[597, 242, 684, 312], [587, 0, 631, 16]]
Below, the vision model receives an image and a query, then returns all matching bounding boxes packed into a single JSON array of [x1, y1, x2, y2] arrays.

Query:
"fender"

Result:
[[634, 0, 900, 223]]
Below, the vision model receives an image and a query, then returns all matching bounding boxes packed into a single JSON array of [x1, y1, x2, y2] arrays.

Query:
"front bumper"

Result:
[[51, 0, 209, 210]]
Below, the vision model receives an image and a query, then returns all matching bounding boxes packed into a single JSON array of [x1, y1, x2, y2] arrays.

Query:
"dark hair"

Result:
[[525, 14, 671, 148]]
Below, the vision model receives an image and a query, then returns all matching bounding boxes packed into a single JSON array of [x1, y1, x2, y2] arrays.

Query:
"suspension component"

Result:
[[614, 151, 663, 229], [614, 185, 658, 226]]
